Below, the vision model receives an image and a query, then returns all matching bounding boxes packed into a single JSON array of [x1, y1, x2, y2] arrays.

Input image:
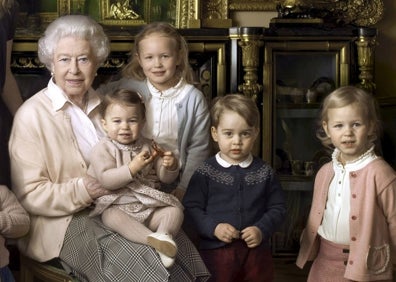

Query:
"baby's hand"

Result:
[[162, 151, 178, 170], [241, 226, 262, 248], [128, 150, 154, 175], [214, 223, 240, 243], [151, 140, 165, 157]]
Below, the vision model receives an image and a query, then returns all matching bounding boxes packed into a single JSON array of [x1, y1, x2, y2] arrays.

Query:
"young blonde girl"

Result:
[[88, 89, 184, 268], [296, 86, 396, 281], [98, 22, 211, 201]]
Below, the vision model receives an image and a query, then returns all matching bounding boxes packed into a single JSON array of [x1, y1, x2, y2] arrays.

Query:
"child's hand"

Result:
[[171, 187, 185, 201], [151, 140, 165, 157], [240, 226, 262, 248], [128, 150, 154, 175], [162, 151, 178, 170], [214, 223, 240, 243]]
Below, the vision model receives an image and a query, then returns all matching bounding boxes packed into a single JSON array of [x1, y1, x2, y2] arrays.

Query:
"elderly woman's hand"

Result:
[[83, 176, 111, 200]]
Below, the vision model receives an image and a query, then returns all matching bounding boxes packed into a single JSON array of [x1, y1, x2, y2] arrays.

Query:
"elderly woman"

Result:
[[9, 15, 209, 281]]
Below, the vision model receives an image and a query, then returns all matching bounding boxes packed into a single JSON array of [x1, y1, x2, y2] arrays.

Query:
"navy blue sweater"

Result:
[[183, 156, 286, 250]]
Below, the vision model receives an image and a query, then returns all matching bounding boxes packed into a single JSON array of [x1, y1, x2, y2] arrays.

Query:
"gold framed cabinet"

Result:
[[231, 25, 377, 256]]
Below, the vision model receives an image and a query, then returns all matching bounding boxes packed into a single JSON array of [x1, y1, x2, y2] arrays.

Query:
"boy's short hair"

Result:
[[210, 94, 260, 129]]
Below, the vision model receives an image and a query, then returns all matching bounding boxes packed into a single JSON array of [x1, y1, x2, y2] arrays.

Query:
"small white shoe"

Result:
[[147, 233, 177, 258], [157, 250, 175, 268]]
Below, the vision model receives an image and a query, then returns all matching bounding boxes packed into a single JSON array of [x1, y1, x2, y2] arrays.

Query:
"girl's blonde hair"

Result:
[[317, 85, 382, 149], [210, 94, 260, 129], [122, 22, 194, 84]]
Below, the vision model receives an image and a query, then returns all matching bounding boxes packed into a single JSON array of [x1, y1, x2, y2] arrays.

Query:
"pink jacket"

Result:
[[296, 158, 396, 281], [0, 185, 30, 267]]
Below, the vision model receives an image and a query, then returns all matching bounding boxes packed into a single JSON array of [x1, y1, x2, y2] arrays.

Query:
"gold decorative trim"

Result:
[[58, 0, 70, 15], [188, 42, 227, 97], [201, 0, 232, 28], [275, 0, 384, 26], [99, 0, 148, 26], [238, 37, 264, 101], [11, 56, 44, 70], [343, 0, 383, 26], [355, 30, 377, 93], [229, 0, 277, 11], [180, 0, 200, 28]]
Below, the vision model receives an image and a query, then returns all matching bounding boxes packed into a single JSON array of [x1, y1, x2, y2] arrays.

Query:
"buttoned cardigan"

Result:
[[183, 156, 286, 250], [97, 78, 211, 191], [9, 88, 102, 261], [0, 185, 30, 267], [296, 158, 396, 281]]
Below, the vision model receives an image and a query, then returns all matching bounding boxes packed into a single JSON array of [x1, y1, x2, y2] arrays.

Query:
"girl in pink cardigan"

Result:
[[296, 86, 396, 281], [88, 89, 183, 268], [0, 185, 30, 282]]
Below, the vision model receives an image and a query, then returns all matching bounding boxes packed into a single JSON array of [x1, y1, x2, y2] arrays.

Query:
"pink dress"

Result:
[[89, 137, 183, 222]]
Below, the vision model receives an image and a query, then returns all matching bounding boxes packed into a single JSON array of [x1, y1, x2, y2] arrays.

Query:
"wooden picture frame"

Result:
[[100, 0, 147, 26], [98, 0, 199, 28]]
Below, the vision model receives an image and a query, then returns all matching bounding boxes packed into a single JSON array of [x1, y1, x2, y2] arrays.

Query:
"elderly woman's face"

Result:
[[52, 36, 98, 99]]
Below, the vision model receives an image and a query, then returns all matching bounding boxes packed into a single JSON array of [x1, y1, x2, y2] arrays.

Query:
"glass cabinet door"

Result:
[[262, 40, 351, 255]]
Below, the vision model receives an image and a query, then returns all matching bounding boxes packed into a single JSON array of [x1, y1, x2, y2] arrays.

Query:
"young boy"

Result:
[[183, 94, 286, 282]]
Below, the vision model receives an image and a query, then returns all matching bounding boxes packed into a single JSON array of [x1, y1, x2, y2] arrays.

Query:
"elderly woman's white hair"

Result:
[[38, 15, 110, 70]]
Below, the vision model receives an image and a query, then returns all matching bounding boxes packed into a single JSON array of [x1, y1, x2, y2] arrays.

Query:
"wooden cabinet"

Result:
[[231, 24, 377, 255]]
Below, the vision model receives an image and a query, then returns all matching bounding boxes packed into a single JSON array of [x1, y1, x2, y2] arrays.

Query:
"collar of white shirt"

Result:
[[215, 152, 253, 168], [46, 77, 101, 114], [146, 78, 185, 98]]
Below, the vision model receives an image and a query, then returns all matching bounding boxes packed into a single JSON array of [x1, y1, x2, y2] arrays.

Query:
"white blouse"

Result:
[[141, 78, 190, 157], [46, 78, 102, 164], [317, 146, 377, 244]]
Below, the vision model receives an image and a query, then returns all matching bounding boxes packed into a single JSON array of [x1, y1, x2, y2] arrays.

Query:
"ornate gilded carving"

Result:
[[58, 0, 70, 15], [234, 28, 264, 102], [202, 0, 228, 19], [11, 56, 44, 70], [179, 0, 192, 27], [229, 0, 277, 11], [355, 28, 377, 93], [276, 0, 384, 26], [201, 0, 232, 27], [343, 0, 383, 26]]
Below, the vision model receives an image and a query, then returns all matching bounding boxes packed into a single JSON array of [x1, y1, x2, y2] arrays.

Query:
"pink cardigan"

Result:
[[0, 185, 30, 267], [296, 158, 396, 281]]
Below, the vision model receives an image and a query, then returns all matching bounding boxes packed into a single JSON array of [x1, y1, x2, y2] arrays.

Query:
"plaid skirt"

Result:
[[59, 210, 210, 282]]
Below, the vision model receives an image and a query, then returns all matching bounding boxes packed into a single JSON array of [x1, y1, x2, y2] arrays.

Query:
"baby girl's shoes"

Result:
[[147, 233, 177, 268], [157, 250, 175, 268], [147, 233, 177, 257]]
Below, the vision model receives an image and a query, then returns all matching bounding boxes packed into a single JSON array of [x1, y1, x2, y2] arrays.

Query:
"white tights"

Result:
[[101, 206, 184, 245]]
